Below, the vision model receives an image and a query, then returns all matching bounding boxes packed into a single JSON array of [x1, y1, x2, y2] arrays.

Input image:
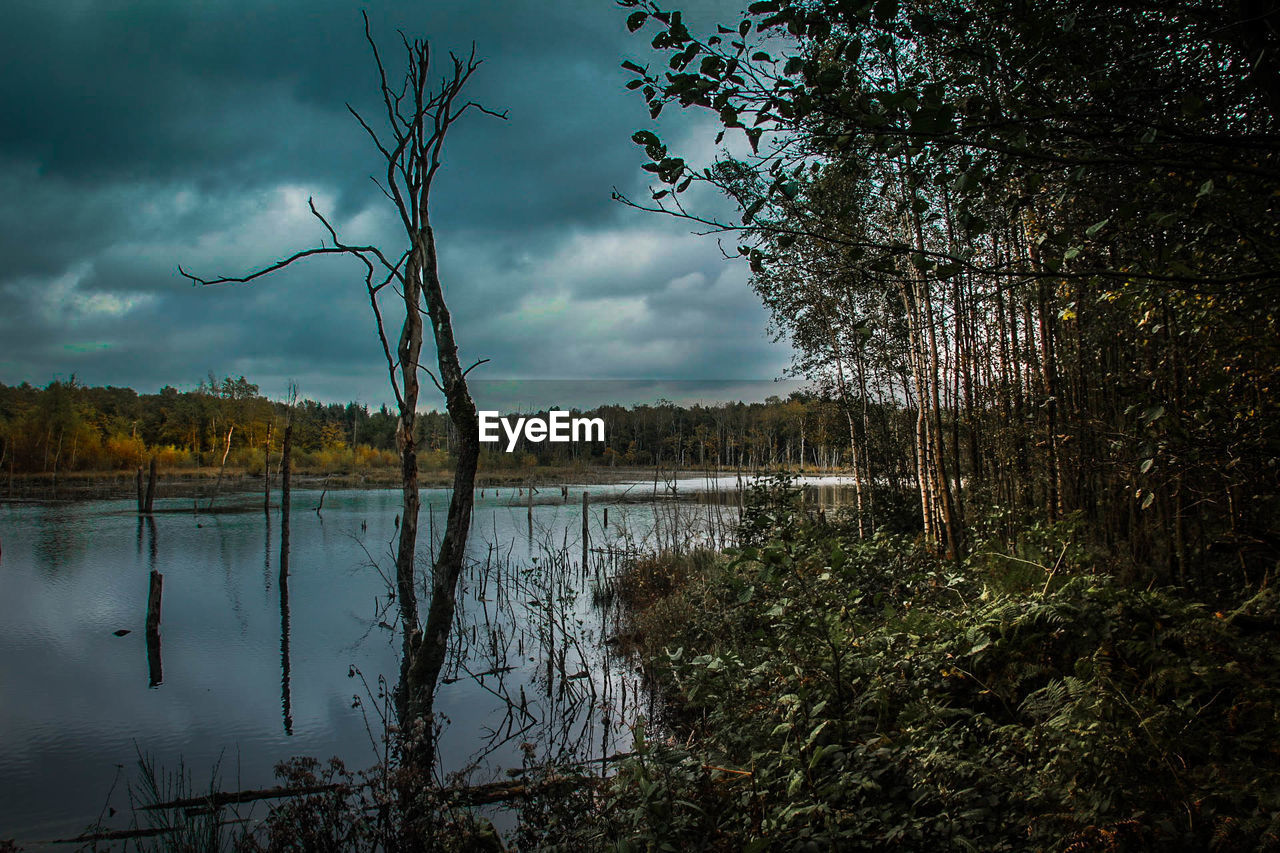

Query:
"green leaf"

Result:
[[809, 743, 842, 770], [787, 772, 804, 797], [1085, 218, 1109, 237]]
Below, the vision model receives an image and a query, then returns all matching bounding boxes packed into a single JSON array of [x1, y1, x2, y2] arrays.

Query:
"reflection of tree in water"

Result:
[[54, 485, 738, 845], [144, 516, 162, 688], [280, 536, 293, 737], [280, 422, 293, 737], [34, 506, 89, 576], [380, 519, 680, 790], [146, 618, 163, 688]]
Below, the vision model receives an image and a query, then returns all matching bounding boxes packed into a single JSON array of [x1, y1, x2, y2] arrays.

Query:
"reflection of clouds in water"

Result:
[[0, 480, 857, 841]]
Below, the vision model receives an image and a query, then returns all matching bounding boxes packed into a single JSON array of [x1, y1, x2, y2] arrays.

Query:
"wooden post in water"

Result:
[[146, 569, 164, 687], [146, 626, 163, 687], [146, 570, 163, 632], [136, 467, 144, 514], [582, 491, 590, 570], [144, 456, 157, 514], [604, 506, 608, 528], [527, 480, 533, 524]]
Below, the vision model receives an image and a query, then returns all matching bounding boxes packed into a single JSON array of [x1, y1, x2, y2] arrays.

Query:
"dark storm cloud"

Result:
[[0, 0, 793, 406]]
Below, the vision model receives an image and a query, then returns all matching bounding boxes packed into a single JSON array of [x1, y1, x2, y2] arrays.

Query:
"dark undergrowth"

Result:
[[538, 478, 1280, 851]]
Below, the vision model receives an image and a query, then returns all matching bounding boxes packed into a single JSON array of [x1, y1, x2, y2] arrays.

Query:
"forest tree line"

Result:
[[0, 375, 920, 476]]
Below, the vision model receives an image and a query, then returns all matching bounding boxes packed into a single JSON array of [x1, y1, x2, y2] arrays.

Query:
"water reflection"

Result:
[[280, 528, 293, 737], [146, 625, 163, 688], [144, 518, 162, 688], [0, 476, 856, 843], [35, 506, 86, 575], [263, 512, 272, 595]]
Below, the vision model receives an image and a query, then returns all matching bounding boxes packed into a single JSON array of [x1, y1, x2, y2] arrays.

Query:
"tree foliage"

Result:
[[618, 0, 1280, 582]]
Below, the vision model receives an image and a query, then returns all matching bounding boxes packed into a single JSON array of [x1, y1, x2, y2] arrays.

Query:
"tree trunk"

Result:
[[264, 421, 273, 513], [207, 425, 235, 510], [402, 221, 481, 767], [144, 456, 158, 514], [281, 423, 292, 534]]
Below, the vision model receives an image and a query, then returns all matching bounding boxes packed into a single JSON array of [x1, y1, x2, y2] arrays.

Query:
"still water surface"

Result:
[[0, 476, 849, 843]]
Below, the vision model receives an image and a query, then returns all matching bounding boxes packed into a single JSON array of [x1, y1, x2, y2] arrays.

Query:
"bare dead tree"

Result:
[[180, 12, 504, 768]]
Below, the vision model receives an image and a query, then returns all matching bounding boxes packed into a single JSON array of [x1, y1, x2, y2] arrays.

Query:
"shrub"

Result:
[[552, 509, 1280, 851]]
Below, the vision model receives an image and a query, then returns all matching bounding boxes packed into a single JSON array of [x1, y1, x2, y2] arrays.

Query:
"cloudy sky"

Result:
[[0, 0, 796, 409]]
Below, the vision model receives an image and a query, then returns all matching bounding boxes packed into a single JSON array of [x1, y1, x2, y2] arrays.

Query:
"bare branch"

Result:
[[462, 358, 490, 378], [356, 252, 407, 412], [180, 247, 363, 287], [346, 104, 394, 163], [452, 101, 509, 123], [370, 175, 396, 205], [416, 362, 445, 394]]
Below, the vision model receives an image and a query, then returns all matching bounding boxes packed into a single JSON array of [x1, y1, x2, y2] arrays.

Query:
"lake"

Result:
[[0, 474, 853, 845]]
